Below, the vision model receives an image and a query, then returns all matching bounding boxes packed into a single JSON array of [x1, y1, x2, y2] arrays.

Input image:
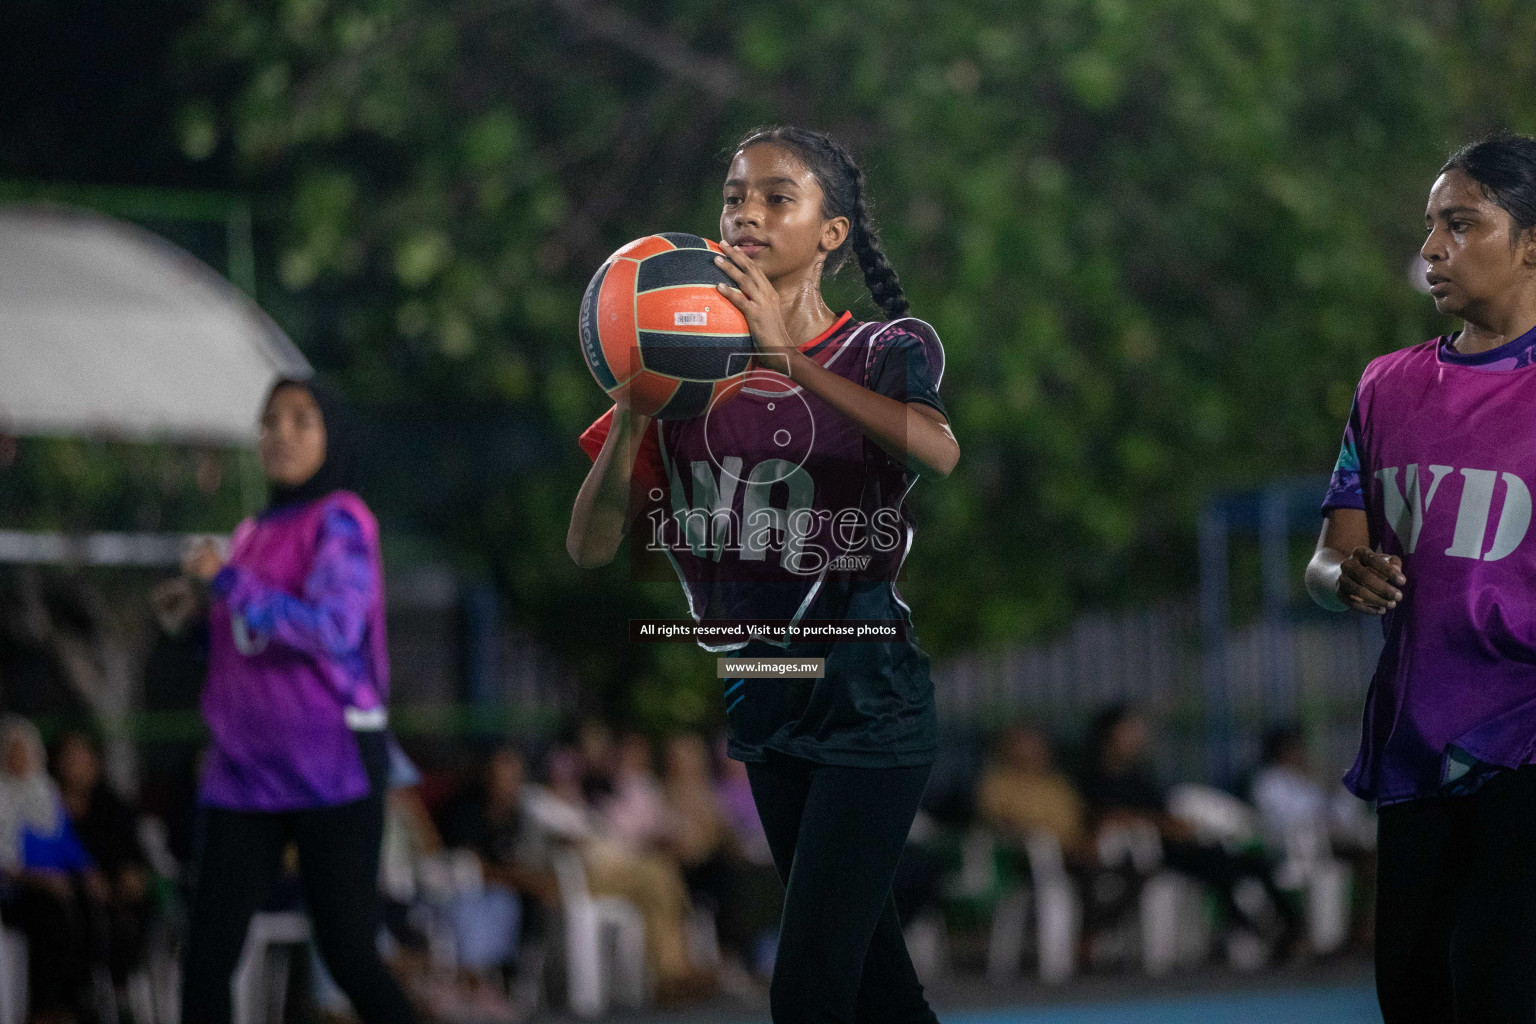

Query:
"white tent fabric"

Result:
[[0, 204, 310, 445]]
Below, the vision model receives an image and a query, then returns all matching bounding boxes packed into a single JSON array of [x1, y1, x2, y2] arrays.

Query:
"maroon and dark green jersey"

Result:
[[581, 312, 947, 767]]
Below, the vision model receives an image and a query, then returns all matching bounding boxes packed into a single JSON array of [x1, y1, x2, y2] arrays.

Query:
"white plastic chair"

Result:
[[1167, 785, 1261, 851], [1158, 786, 1283, 973], [1273, 819, 1352, 954], [1093, 821, 1213, 976], [984, 830, 1081, 985], [932, 826, 997, 981], [1139, 869, 1210, 975], [1179, 785, 1355, 957], [131, 816, 183, 1024], [232, 910, 310, 1024], [902, 908, 949, 983], [1025, 831, 1082, 984], [0, 928, 26, 1024], [549, 848, 647, 1018]]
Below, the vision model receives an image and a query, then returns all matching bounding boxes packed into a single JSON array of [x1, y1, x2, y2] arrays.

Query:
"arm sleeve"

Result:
[[57, 815, 95, 872], [1320, 389, 1366, 514], [22, 815, 94, 873], [868, 328, 947, 418], [578, 407, 668, 497], [212, 505, 377, 660]]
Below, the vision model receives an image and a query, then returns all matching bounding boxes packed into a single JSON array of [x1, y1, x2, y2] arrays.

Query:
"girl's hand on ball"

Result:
[[613, 406, 653, 432], [715, 245, 796, 365]]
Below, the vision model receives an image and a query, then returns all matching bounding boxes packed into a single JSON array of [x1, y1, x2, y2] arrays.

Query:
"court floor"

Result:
[[942, 985, 1380, 1024], [538, 966, 1382, 1023], [663, 985, 1382, 1024]]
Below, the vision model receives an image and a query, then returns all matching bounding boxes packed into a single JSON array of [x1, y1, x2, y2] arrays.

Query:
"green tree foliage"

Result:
[[0, 439, 249, 535], [174, 0, 1530, 725]]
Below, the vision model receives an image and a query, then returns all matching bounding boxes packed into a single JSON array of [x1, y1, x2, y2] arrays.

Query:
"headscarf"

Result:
[[0, 716, 62, 870], [261, 376, 356, 512]]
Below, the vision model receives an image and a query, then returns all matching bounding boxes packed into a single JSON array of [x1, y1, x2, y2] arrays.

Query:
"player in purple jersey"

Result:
[[179, 380, 415, 1024], [570, 126, 957, 1022], [1305, 135, 1536, 1024]]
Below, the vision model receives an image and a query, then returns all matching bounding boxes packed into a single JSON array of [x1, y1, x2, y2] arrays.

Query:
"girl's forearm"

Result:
[[785, 351, 958, 478], [567, 410, 653, 567]]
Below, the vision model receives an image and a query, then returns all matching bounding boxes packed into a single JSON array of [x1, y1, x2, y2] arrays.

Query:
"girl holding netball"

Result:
[[570, 125, 957, 1022], [179, 379, 415, 1024], [1306, 134, 1536, 1023]]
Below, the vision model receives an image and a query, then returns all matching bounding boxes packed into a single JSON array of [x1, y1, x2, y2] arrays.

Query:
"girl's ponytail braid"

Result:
[[823, 138, 909, 319]]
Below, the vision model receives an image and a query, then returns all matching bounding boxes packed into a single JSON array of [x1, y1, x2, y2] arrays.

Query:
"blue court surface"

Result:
[[569, 970, 1382, 1023], [685, 986, 1383, 1024], [939, 986, 1380, 1024]]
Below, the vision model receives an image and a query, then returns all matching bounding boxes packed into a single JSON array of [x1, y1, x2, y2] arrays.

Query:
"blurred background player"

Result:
[[569, 124, 959, 1024], [1306, 134, 1536, 1023], [177, 379, 416, 1024]]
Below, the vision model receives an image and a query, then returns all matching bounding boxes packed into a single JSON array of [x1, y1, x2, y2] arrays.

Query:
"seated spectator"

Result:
[[574, 719, 617, 805], [711, 738, 782, 979], [542, 745, 600, 832], [976, 723, 1091, 863], [1252, 725, 1331, 839], [1252, 724, 1377, 945], [662, 733, 731, 894], [971, 722, 1098, 962], [377, 739, 443, 969], [436, 745, 572, 1022], [713, 739, 772, 869], [0, 717, 107, 1024], [1252, 724, 1374, 848], [583, 734, 715, 1002], [439, 746, 555, 982], [51, 730, 154, 996], [663, 732, 777, 990], [600, 732, 671, 855], [1080, 705, 1301, 960]]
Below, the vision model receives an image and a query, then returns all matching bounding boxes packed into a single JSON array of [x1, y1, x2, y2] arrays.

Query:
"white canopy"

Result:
[[0, 204, 310, 445]]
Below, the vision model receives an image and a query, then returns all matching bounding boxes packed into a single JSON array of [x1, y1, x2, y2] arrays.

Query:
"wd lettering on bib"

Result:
[[1376, 464, 1532, 560]]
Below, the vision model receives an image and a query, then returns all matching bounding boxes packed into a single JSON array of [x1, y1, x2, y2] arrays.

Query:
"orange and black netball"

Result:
[[578, 232, 755, 420]]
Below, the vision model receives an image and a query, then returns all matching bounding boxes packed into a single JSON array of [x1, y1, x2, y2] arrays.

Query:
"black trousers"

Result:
[[1376, 765, 1536, 1024], [747, 752, 940, 1024], [2, 877, 104, 1016], [1162, 839, 1300, 938], [180, 733, 415, 1024]]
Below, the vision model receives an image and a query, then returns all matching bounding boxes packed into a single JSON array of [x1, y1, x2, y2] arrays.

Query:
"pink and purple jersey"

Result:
[[200, 491, 390, 811], [581, 313, 947, 767], [1323, 327, 1536, 803]]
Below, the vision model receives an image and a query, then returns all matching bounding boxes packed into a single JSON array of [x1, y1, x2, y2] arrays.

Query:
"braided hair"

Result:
[[732, 125, 910, 320]]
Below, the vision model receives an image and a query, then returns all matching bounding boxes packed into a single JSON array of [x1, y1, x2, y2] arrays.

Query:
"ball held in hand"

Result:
[[578, 233, 754, 420]]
